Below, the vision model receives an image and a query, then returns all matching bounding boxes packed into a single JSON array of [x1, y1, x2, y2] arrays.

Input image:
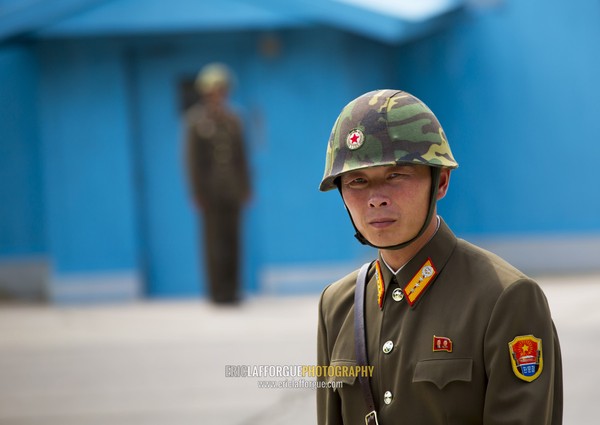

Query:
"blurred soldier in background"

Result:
[[184, 63, 251, 304], [317, 90, 562, 424]]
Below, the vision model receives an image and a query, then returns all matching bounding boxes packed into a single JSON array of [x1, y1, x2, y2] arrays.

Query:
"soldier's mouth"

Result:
[[368, 219, 396, 229]]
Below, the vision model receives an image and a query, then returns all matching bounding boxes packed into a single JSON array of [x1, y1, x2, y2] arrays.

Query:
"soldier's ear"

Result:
[[436, 169, 451, 200]]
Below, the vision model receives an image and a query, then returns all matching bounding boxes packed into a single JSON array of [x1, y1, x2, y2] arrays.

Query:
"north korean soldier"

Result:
[[184, 63, 251, 304], [316, 90, 562, 424]]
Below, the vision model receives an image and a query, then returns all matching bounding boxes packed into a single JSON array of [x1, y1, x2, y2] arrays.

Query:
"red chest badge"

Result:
[[508, 335, 543, 382], [433, 335, 453, 352]]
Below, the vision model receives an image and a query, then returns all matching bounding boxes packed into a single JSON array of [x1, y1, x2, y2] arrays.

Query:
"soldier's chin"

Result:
[[363, 228, 420, 249], [364, 234, 399, 249]]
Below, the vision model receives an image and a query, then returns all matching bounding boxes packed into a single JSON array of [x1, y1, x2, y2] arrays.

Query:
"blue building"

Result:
[[1, 0, 599, 303]]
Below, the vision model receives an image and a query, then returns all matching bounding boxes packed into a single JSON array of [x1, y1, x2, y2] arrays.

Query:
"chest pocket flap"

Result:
[[413, 358, 473, 390]]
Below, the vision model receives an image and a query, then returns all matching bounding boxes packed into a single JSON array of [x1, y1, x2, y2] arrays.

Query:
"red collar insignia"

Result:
[[375, 260, 385, 310]]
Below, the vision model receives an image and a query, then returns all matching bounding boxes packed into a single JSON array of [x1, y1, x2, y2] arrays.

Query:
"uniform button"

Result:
[[392, 288, 404, 302], [384, 390, 393, 405], [382, 340, 394, 354]]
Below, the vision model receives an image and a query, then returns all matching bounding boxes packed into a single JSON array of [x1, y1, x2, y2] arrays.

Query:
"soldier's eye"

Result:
[[388, 169, 413, 180], [346, 177, 367, 187]]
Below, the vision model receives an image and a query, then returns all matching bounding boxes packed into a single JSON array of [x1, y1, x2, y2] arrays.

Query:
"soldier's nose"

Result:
[[369, 197, 389, 208]]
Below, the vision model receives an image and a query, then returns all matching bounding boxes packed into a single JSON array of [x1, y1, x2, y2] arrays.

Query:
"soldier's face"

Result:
[[203, 87, 228, 106], [340, 164, 432, 248]]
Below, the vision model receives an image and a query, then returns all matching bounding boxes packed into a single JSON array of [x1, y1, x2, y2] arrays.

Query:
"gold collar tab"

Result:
[[403, 258, 437, 306], [375, 260, 385, 310]]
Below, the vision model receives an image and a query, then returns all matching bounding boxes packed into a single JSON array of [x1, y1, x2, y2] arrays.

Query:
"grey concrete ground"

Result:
[[0, 274, 598, 424]]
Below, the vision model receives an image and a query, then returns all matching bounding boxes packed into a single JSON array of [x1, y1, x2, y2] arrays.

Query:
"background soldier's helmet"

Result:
[[195, 63, 233, 94], [319, 89, 458, 191]]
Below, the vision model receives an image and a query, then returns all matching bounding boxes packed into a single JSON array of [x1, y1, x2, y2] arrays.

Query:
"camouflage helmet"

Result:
[[195, 63, 233, 94], [319, 89, 458, 191]]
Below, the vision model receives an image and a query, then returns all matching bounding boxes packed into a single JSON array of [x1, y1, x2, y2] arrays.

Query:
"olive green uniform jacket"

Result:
[[185, 103, 251, 206], [317, 219, 562, 425]]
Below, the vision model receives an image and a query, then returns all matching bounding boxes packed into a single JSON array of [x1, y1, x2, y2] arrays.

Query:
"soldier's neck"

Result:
[[380, 215, 439, 272]]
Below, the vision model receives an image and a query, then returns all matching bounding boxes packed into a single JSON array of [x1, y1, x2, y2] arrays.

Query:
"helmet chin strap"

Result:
[[337, 167, 442, 251]]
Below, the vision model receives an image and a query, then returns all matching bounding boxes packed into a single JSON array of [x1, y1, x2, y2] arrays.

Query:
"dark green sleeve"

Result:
[[317, 287, 343, 425], [184, 114, 207, 204], [483, 279, 563, 425]]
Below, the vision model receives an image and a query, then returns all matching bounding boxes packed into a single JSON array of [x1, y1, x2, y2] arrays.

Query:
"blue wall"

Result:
[[0, 45, 45, 257], [26, 28, 395, 299], [395, 1, 600, 237], [37, 39, 139, 275], [1, 0, 599, 302]]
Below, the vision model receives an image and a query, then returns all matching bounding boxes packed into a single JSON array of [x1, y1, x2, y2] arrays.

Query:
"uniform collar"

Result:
[[377, 218, 457, 308]]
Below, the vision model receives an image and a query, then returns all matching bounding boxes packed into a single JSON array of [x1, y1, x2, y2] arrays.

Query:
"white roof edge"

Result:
[[332, 0, 463, 22]]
